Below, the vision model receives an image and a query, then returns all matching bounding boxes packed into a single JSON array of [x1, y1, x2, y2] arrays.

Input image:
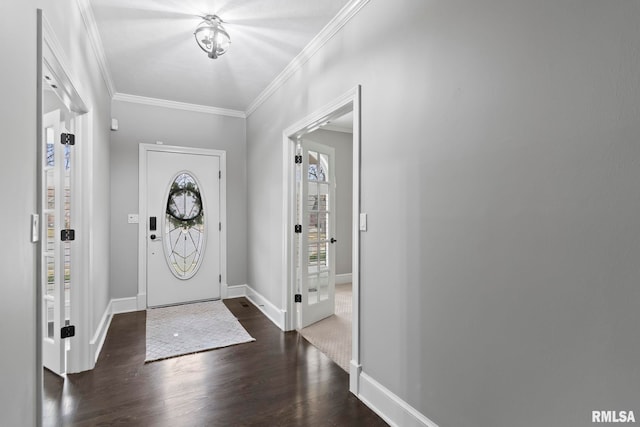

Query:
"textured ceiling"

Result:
[[89, 0, 350, 112]]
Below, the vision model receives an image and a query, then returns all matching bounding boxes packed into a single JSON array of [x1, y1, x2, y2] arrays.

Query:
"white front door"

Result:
[[145, 148, 221, 307], [42, 109, 74, 375], [298, 140, 337, 328]]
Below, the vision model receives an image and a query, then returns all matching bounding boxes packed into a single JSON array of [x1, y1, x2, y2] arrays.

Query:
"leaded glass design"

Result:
[[164, 172, 206, 279]]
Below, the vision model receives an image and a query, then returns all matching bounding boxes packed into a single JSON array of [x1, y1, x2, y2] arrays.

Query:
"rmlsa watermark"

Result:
[[592, 411, 636, 423]]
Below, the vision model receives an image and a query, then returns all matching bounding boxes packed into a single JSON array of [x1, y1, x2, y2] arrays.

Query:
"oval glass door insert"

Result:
[[164, 172, 206, 279]]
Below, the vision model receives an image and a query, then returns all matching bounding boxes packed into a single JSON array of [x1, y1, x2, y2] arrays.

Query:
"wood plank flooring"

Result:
[[44, 298, 387, 426]]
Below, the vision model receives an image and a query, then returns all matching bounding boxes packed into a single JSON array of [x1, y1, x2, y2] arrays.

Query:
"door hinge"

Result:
[[60, 133, 75, 146], [294, 294, 302, 303], [294, 224, 302, 233], [219, 222, 222, 231], [295, 155, 302, 164], [61, 229, 75, 241], [219, 170, 222, 179], [61, 325, 75, 339]]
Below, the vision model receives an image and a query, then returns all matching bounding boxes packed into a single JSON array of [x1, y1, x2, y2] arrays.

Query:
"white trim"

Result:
[[226, 284, 248, 299], [351, 86, 362, 370], [89, 300, 112, 365], [138, 144, 227, 310], [113, 93, 246, 118], [322, 124, 353, 134], [336, 273, 353, 285], [350, 361, 362, 394], [358, 372, 439, 427], [136, 292, 146, 311], [90, 297, 139, 365], [111, 297, 138, 314], [75, 0, 116, 96], [282, 85, 362, 390], [246, 0, 370, 116], [222, 284, 286, 329], [245, 285, 286, 330]]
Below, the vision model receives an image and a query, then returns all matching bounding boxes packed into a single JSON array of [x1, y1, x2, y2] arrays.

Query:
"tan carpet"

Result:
[[300, 283, 352, 372]]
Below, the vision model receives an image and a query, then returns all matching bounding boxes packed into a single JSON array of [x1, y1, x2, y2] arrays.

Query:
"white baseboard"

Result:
[[226, 284, 248, 299], [90, 300, 113, 365], [350, 360, 362, 394], [90, 296, 140, 364], [336, 273, 353, 285], [358, 372, 439, 427], [244, 285, 286, 330], [111, 296, 138, 314], [136, 292, 146, 310], [222, 284, 286, 330]]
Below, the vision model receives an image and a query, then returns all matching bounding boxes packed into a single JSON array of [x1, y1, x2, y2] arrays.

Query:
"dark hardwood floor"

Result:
[[44, 298, 387, 426]]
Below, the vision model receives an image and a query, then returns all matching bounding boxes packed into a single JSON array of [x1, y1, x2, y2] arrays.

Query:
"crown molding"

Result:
[[245, 0, 370, 116], [76, 0, 116, 97], [113, 93, 246, 118]]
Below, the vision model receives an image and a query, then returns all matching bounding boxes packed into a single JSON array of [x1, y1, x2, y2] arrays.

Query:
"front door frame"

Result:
[[282, 85, 362, 394], [137, 144, 227, 310]]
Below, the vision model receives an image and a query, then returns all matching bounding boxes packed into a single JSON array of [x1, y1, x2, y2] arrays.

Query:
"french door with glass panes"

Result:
[[297, 140, 337, 328], [42, 109, 74, 375]]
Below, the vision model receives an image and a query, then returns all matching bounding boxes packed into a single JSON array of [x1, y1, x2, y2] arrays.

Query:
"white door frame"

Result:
[[282, 86, 362, 394], [138, 144, 227, 309], [38, 8, 92, 381]]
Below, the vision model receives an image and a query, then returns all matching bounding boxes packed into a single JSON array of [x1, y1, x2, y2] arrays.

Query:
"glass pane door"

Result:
[[298, 140, 336, 328], [41, 102, 75, 375]]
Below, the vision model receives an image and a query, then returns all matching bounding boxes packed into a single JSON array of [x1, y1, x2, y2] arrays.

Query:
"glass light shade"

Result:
[[194, 15, 230, 59]]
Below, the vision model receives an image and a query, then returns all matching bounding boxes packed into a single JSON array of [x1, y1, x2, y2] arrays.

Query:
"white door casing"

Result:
[[298, 140, 337, 328], [282, 85, 361, 394], [139, 145, 226, 308]]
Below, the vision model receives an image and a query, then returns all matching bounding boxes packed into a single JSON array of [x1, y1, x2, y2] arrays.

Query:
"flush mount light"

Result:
[[194, 15, 231, 59]]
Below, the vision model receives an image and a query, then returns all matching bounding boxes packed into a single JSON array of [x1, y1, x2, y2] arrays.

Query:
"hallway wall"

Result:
[[0, 1, 112, 425], [109, 100, 247, 300], [0, 3, 38, 425], [246, 1, 640, 426]]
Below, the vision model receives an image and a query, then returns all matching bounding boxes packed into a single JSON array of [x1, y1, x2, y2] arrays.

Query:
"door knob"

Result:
[[330, 237, 337, 244]]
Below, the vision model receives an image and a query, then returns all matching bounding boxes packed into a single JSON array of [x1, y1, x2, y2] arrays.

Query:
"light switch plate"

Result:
[[128, 214, 139, 224], [359, 213, 367, 231], [31, 214, 39, 242]]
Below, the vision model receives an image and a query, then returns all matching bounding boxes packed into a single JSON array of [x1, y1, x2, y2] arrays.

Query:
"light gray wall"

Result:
[[0, 2, 38, 425], [304, 129, 353, 275], [109, 101, 247, 299], [246, 1, 640, 426], [0, 1, 112, 425]]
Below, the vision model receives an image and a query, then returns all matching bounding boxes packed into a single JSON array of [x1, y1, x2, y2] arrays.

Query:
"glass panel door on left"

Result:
[[42, 83, 76, 376]]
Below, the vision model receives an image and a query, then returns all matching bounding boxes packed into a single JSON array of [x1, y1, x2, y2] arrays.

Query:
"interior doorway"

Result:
[[39, 9, 93, 425], [283, 86, 362, 393], [297, 116, 354, 372]]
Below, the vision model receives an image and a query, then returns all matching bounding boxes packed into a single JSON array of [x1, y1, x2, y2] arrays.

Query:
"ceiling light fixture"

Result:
[[194, 15, 231, 59]]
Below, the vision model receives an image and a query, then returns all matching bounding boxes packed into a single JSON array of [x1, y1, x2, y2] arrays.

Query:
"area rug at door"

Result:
[[145, 300, 255, 362]]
